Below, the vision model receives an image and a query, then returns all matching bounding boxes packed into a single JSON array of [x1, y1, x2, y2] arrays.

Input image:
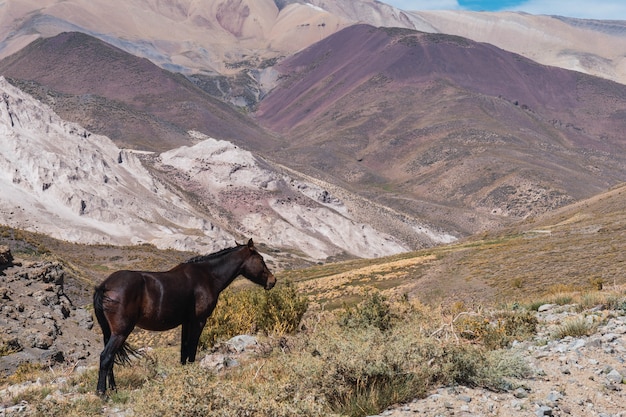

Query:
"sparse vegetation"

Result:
[[1, 182, 626, 415], [553, 316, 598, 339], [1, 287, 543, 416]]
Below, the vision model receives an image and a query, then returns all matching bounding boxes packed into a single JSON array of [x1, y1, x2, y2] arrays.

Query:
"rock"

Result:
[[199, 353, 239, 371], [0, 259, 97, 376], [225, 335, 258, 353], [32, 334, 54, 349], [0, 245, 13, 266], [602, 333, 619, 343], [536, 405, 553, 416], [0, 286, 10, 299], [606, 369, 624, 384], [514, 387, 529, 398], [546, 390, 562, 403]]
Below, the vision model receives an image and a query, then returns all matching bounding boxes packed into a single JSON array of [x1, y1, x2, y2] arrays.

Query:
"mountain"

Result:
[[2, 23, 625, 245], [0, 31, 273, 152], [254, 24, 626, 235], [2, 0, 626, 97], [1, 3, 626, 261], [0, 0, 347, 79], [407, 11, 626, 86], [0, 76, 236, 251], [1, 76, 453, 261]]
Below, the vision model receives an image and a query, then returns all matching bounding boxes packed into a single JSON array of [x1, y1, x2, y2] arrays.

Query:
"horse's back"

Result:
[[99, 269, 142, 288], [97, 270, 148, 302]]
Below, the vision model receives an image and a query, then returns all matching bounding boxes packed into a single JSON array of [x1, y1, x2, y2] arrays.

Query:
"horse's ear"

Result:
[[247, 238, 254, 249]]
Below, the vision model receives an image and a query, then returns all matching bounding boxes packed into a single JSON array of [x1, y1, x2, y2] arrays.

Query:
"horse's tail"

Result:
[[93, 284, 141, 365], [93, 284, 111, 342]]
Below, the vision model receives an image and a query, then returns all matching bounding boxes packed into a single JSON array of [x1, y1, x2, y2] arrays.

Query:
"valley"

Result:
[[0, 1, 625, 415]]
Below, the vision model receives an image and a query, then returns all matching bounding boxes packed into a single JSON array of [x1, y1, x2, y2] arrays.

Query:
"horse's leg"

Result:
[[107, 368, 116, 392], [100, 333, 118, 392], [97, 333, 127, 395], [186, 318, 207, 363], [180, 322, 190, 365]]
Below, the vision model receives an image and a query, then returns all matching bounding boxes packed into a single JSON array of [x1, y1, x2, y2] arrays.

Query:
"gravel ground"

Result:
[[371, 303, 626, 417]]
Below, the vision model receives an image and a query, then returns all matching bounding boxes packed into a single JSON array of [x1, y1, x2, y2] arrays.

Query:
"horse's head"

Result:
[[240, 239, 276, 290]]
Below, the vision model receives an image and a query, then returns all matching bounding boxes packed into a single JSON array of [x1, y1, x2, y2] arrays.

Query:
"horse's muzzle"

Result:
[[265, 274, 276, 290]]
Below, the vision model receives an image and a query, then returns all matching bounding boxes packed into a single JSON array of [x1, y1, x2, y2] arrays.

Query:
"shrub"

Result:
[[338, 291, 393, 331], [449, 309, 538, 349], [589, 277, 604, 290], [553, 316, 597, 339], [199, 281, 308, 349]]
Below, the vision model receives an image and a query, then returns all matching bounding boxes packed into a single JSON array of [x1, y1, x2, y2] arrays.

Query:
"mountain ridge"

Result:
[[2, 24, 625, 249], [0, 31, 275, 151], [2, 1, 626, 87], [1, 3, 625, 263]]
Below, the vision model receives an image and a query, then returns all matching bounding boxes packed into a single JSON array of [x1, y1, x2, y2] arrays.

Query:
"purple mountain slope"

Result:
[[255, 24, 626, 233]]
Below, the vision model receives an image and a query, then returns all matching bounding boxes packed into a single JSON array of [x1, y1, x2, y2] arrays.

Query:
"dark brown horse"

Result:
[[93, 239, 276, 395]]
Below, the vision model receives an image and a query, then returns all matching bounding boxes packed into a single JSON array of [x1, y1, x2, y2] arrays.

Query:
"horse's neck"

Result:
[[205, 253, 245, 292]]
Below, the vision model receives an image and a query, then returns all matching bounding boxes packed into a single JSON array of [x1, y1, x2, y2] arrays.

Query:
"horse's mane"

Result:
[[184, 244, 243, 264]]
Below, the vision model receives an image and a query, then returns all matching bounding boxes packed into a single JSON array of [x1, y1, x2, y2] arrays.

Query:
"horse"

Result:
[[92, 238, 276, 395]]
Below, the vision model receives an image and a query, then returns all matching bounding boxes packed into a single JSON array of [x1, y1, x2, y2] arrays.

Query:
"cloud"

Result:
[[512, 0, 626, 20], [385, 0, 461, 11], [384, 0, 626, 19]]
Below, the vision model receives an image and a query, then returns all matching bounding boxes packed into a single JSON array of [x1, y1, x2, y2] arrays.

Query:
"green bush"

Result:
[[199, 281, 308, 349], [338, 292, 393, 331]]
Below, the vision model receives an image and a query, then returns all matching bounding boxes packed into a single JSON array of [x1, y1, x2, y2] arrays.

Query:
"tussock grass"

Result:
[[553, 317, 598, 339]]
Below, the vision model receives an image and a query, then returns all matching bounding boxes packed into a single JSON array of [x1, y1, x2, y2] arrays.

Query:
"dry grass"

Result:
[[1, 292, 542, 416]]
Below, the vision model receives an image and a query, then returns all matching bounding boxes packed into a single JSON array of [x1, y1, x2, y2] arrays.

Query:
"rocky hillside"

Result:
[[0, 247, 97, 377], [0, 76, 235, 253], [1, 76, 456, 261], [3, 259, 626, 417], [0, 179, 625, 416], [374, 301, 626, 417]]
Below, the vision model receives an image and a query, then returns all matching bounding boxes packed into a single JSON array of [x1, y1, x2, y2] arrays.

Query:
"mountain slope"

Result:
[[0, 0, 352, 75], [1, 76, 452, 261], [409, 11, 626, 86], [0, 32, 273, 151], [0, 76, 235, 251], [255, 24, 626, 235]]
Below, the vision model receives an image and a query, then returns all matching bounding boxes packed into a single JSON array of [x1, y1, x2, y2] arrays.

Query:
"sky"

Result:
[[384, 0, 626, 20]]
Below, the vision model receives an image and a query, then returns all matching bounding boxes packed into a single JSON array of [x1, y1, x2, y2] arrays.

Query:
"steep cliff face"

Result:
[[0, 76, 235, 252]]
